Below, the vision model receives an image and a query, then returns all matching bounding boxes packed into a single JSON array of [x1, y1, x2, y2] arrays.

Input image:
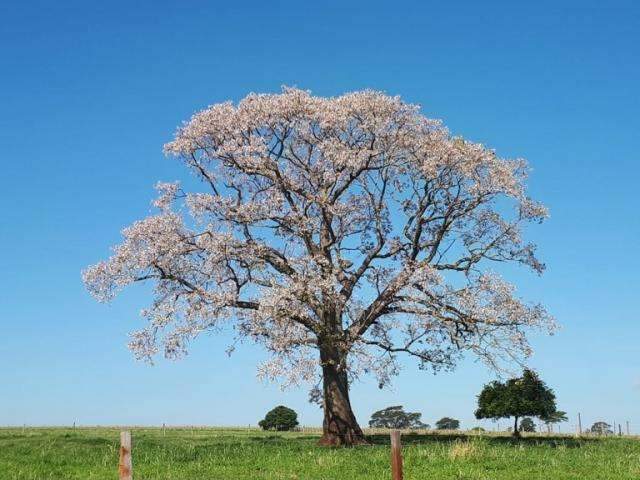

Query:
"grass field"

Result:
[[1, 427, 639, 480]]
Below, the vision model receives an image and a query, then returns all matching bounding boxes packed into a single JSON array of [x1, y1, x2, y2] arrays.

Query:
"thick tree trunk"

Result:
[[317, 346, 367, 446]]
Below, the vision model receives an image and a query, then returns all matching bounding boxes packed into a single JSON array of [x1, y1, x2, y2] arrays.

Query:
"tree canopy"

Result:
[[541, 410, 567, 425], [435, 417, 460, 430], [519, 418, 536, 432], [84, 88, 553, 445], [539, 410, 567, 433], [475, 369, 558, 437], [368, 406, 426, 429], [258, 405, 299, 431], [588, 422, 612, 436]]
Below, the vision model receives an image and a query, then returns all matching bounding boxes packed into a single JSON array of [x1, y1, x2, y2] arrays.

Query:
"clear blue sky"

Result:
[[1, 0, 638, 432]]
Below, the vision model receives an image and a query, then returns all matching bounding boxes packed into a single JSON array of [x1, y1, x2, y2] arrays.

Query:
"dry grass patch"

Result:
[[449, 439, 482, 460]]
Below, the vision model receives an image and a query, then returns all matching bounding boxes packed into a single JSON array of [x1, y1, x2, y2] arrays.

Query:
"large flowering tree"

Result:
[[84, 88, 554, 445]]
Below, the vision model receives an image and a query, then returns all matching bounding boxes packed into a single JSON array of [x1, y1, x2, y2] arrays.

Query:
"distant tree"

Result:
[[258, 405, 299, 431], [470, 426, 485, 432], [520, 418, 536, 432], [588, 422, 612, 436], [475, 369, 558, 437], [435, 417, 460, 430], [368, 406, 426, 429]]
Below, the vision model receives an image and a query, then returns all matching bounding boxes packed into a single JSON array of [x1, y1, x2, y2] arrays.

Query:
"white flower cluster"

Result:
[[84, 87, 554, 388]]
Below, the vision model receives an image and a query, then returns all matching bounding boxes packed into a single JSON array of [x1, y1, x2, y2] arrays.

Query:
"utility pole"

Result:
[[577, 413, 582, 436]]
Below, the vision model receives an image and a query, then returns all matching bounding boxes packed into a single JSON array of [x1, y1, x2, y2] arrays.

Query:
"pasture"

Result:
[[1, 427, 639, 479]]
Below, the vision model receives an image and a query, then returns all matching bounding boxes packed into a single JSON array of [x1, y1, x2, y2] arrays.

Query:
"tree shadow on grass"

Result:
[[60, 436, 114, 447], [365, 433, 597, 449], [242, 432, 602, 449], [248, 435, 292, 443]]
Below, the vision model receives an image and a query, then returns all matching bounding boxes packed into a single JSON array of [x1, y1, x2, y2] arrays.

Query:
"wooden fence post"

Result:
[[390, 430, 403, 480], [119, 431, 133, 480]]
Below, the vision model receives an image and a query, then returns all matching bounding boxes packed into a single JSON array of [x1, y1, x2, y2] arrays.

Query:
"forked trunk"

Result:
[[318, 346, 367, 446]]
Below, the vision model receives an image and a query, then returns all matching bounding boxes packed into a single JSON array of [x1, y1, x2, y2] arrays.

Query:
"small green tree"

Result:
[[435, 417, 460, 430], [520, 418, 536, 432], [475, 369, 558, 437], [368, 406, 426, 429], [258, 405, 299, 431], [588, 421, 612, 436]]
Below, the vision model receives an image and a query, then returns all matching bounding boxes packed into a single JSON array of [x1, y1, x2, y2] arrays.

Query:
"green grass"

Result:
[[1, 427, 639, 479]]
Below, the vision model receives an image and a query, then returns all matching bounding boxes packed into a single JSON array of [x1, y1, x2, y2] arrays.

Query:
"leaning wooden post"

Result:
[[119, 431, 133, 480], [390, 430, 403, 480]]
